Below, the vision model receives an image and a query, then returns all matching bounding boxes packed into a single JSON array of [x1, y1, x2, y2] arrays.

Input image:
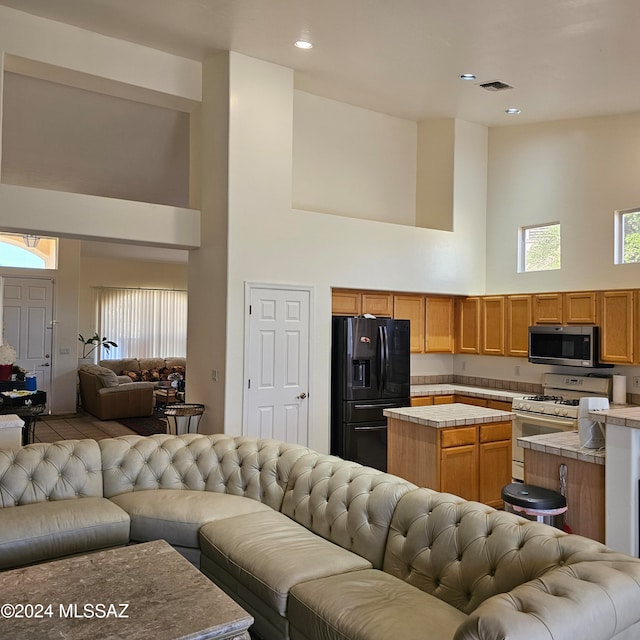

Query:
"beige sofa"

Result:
[[1, 433, 640, 640], [77, 364, 155, 420]]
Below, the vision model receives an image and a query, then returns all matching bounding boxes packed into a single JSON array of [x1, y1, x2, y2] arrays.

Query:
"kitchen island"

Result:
[[384, 404, 514, 508], [517, 430, 605, 542]]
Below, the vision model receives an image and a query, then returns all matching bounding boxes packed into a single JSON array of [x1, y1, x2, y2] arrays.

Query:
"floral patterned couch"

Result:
[[99, 357, 186, 385]]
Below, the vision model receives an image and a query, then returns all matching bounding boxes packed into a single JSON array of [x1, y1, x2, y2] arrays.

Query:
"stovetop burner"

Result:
[[522, 395, 580, 406]]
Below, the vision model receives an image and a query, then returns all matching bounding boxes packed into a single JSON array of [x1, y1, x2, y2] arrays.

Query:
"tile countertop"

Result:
[[384, 403, 515, 428], [588, 406, 640, 429], [410, 384, 522, 402], [517, 431, 605, 466]]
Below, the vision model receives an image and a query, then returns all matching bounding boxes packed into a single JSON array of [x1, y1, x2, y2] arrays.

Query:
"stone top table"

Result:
[[384, 403, 515, 427], [517, 430, 606, 466], [588, 406, 640, 429], [0, 539, 253, 640]]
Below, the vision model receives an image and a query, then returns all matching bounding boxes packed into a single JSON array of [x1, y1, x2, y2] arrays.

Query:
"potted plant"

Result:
[[78, 333, 118, 362], [0, 341, 18, 381]]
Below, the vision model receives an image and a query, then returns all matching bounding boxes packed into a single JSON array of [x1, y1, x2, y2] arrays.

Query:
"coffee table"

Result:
[[0, 540, 253, 639]]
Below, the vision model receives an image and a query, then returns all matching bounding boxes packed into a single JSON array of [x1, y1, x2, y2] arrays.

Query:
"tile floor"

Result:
[[33, 412, 137, 443]]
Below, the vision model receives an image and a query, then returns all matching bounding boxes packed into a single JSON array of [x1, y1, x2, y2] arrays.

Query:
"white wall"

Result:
[[292, 90, 417, 225], [486, 113, 640, 294], [221, 53, 488, 452]]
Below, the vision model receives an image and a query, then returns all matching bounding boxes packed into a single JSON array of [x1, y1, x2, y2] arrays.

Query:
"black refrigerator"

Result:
[[331, 316, 410, 471]]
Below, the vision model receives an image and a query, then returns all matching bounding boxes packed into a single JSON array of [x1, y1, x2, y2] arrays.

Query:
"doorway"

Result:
[[243, 284, 312, 446], [2, 277, 54, 403]]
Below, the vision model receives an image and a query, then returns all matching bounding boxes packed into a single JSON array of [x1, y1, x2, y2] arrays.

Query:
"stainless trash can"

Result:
[[501, 483, 567, 528]]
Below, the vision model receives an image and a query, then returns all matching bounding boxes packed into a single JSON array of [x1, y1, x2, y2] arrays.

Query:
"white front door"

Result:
[[2, 277, 54, 402], [244, 285, 311, 445]]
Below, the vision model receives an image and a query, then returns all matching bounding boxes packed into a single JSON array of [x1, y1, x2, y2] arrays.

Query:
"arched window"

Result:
[[0, 234, 57, 269]]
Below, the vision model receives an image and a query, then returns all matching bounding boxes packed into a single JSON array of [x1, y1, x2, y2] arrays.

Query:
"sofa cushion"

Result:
[[99, 358, 141, 375], [280, 453, 416, 569], [80, 364, 119, 388], [199, 510, 372, 617], [0, 440, 104, 506], [383, 487, 615, 615], [100, 434, 311, 511], [109, 489, 272, 548], [138, 358, 166, 372], [0, 497, 130, 570], [288, 569, 467, 640]]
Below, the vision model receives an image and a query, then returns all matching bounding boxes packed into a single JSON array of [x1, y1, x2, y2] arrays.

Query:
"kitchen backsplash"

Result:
[[410, 374, 640, 404], [410, 374, 542, 395]]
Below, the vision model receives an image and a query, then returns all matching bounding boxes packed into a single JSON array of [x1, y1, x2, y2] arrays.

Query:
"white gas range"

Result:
[[511, 373, 612, 481]]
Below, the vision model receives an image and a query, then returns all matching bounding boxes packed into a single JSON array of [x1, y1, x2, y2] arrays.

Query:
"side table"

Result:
[[164, 403, 205, 435], [0, 390, 47, 445]]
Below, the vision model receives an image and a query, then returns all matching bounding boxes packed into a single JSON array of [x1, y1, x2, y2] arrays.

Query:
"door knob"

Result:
[[297, 392, 307, 400]]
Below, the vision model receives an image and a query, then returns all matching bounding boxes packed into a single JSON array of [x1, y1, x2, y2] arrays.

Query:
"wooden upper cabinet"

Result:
[[456, 297, 481, 353], [564, 291, 597, 324], [481, 296, 505, 355], [332, 290, 361, 316], [599, 290, 634, 364], [506, 295, 532, 357], [361, 292, 393, 317], [393, 295, 425, 353], [533, 293, 563, 324], [425, 296, 455, 353]]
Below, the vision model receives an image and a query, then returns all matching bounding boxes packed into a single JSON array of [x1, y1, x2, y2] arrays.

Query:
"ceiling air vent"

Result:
[[479, 80, 513, 92]]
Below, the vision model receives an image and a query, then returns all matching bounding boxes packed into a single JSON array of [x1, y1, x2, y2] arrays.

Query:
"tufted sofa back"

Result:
[[0, 440, 103, 507], [99, 433, 311, 511], [384, 487, 617, 615], [280, 453, 416, 569]]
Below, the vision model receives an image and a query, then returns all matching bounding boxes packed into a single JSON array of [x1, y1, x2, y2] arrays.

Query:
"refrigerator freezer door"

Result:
[[344, 423, 388, 472]]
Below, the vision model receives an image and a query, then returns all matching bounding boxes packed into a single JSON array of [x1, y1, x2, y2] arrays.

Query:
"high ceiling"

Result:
[[2, 0, 640, 127]]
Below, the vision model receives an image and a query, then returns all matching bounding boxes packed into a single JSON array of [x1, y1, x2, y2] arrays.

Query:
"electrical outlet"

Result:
[[515, 365, 521, 376], [212, 369, 219, 382], [461, 361, 466, 371], [633, 376, 640, 390]]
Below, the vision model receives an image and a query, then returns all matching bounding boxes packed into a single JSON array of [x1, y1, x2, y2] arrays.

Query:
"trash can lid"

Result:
[[501, 483, 566, 510]]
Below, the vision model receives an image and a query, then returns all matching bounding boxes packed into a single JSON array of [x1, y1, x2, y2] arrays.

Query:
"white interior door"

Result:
[[244, 285, 311, 445], [2, 277, 54, 401]]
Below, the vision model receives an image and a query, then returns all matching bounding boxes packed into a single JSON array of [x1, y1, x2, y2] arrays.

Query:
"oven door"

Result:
[[512, 410, 576, 482]]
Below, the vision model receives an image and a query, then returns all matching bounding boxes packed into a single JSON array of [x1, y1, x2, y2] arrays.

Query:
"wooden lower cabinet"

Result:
[[411, 395, 454, 407], [524, 449, 604, 542], [454, 395, 487, 407], [388, 418, 512, 508], [410, 396, 433, 407], [487, 400, 513, 411]]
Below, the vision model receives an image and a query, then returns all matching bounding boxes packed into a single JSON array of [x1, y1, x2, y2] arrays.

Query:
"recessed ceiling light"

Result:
[[460, 74, 476, 81], [294, 40, 313, 49], [505, 108, 521, 115]]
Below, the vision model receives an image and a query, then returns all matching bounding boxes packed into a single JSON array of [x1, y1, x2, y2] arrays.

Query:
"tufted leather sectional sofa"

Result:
[[1, 433, 640, 640]]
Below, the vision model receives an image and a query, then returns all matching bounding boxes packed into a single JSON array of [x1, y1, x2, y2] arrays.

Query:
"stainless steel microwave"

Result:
[[528, 325, 611, 368]]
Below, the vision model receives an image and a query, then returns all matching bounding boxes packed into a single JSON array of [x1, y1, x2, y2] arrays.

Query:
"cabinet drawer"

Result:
[[479, 422, 512, 443], [410, 396, 433, 407], [441, 427, 477, 448], [433, 395, 454, 405], [455, 395, 488, 407]]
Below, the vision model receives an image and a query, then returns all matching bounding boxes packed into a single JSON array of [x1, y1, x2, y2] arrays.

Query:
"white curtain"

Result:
[[95, 287, 187, 358]]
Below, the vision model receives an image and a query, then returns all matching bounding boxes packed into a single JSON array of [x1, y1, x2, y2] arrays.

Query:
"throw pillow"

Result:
[[121, 370, 142, 382], [140, 368, 162, 382]]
